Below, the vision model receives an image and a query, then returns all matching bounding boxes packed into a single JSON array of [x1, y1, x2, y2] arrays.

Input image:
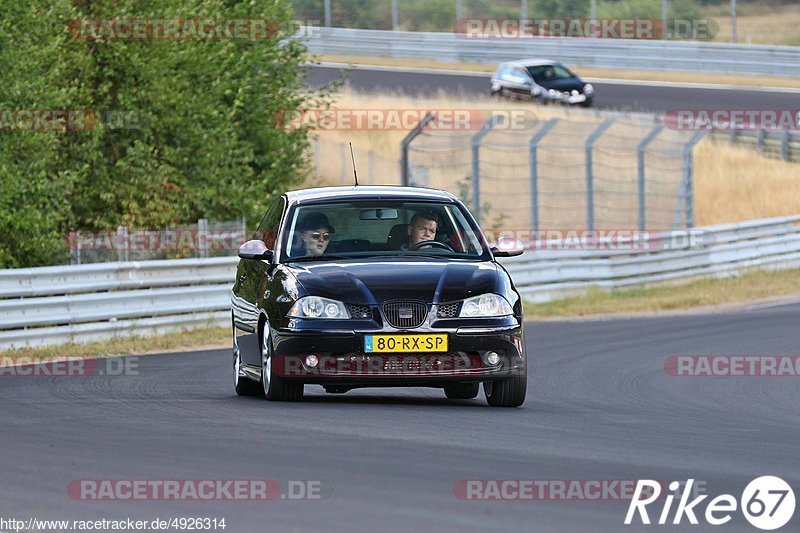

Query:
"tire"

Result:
[[260, 321, 304, 402], [444, 383, 480, 399], [483, 370, 527, 407]]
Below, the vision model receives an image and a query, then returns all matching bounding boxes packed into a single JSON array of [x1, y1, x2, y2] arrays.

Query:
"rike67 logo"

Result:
[[625, 477, 795, 530]]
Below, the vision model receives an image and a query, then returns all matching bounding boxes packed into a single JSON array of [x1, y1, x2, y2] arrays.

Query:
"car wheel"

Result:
[[233, 339, 261, 396], [579, 98, 593, 108], [443, 383, 479, 399], [261, 321, 304, 402], [483, 371, 526, 407]]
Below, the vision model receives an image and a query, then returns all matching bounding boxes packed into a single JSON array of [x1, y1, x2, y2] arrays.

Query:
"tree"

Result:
[[0, 0, 330, 267]]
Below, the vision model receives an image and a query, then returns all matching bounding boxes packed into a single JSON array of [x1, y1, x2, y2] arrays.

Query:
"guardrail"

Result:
[[1, 215, 799, 349], [303, 27, 800, 77]]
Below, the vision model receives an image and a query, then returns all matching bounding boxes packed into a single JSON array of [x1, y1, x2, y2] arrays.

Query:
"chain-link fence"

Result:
[[399, 113, 705, 231]]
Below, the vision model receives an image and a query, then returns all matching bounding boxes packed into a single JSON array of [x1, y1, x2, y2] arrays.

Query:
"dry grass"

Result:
[[695, 140, 800, 225], [704, 2, 800, 46], [526, 268, 800, 318], [310, 90, 800, 227], [0, 327, 229, 363], [317, 54, 800, 89]]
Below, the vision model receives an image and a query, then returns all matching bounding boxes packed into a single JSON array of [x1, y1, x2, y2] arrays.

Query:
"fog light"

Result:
[[484, 351, 501, 366], [305, 355, 319, 368]]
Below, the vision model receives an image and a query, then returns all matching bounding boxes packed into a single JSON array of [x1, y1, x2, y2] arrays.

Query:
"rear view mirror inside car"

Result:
[[359, 208, 399, 220]]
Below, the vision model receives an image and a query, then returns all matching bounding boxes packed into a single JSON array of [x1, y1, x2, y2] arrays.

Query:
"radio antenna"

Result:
[[349, 142, 359, 187]]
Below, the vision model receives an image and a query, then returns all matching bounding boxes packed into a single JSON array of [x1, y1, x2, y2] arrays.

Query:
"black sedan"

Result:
[[230, 186, 527, 407], [490, 59, 594, 107]]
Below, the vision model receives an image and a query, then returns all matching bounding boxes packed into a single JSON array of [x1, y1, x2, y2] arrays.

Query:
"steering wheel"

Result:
[[408, 240, 454, 252]]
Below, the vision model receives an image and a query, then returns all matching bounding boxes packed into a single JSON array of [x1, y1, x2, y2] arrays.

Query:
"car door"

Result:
[[505, 67, 533, 98], [232, 196, 286, 367]]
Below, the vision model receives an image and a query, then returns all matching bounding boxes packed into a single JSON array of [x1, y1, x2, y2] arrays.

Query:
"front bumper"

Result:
[[270, 321, 526, 386]]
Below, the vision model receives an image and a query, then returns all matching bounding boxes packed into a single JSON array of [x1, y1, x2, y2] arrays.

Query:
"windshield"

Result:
[[526, 64, 575, 83], [281, 201, 488, 262]]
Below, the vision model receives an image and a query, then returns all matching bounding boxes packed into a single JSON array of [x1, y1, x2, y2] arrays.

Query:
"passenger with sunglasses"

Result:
[[296, 212, 335, 256]]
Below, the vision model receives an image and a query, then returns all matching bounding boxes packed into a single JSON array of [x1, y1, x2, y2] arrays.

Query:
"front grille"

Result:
[[436, 302, 460, 318], [382, 300, 427, 329], [348, 304, 372, 319]]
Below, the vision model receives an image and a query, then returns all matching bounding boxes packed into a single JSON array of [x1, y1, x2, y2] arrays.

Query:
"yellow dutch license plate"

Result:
[[364, 334, 448, 353]]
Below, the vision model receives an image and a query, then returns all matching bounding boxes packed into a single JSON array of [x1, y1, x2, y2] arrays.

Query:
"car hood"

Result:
[[286, 258, 499, 304], [536, 77, 585, 91]]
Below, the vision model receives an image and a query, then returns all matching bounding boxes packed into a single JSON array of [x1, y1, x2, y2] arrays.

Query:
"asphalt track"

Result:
[[3, 303, 800, 532], [306, 64, 800, 114]]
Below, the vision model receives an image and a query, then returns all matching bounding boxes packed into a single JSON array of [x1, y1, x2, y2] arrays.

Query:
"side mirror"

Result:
[[238, 239, 273, 261], [491, 236, 524, 257]]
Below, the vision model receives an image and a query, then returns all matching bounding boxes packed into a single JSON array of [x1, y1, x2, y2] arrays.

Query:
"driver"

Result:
[[404, 211, 438, 250]]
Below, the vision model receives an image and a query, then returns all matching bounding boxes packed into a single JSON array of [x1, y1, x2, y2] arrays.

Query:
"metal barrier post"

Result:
[[673, 131, 708, 229], [781, 131, 790, 161], [529, 118, 559, 234], [197, 218, 209, 258], [585, 119, 615, 232], [637, 124, 665, 231], [400, 112, 435, 186], [116, 226, 129, 263], [470, 114, 503, 222]]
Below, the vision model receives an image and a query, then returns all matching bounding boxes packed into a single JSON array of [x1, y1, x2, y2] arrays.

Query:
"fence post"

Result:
[[673, 131, 708, 229], [116, 226, 129, 263], [756, 129, 765, 154], [781, 130, 790, 161], [368, 149, 375, 185], [529, 118, 559, 234], [314, 137, 322, 179], [197, 218, 209, 258], [585, 119, 615, 232], [637, 124, 665, 231], [400, 111, 436, 186], [340, 142, 348, 183], [471, 114, 503, 222]]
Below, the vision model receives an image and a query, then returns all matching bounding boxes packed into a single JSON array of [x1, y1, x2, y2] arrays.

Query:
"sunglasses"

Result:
[[306, 231, 332, 242]]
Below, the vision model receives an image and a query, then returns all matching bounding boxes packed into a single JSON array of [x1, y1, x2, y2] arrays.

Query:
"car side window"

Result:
[[512, 68, 530, 84], [255, 197, 285, 250]]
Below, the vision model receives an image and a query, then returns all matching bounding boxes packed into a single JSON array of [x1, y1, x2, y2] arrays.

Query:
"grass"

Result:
[[316, 54, 800, 89], [704, 2, 800, 46], [0, 327, 229, 363], [309, 89, 800, 227], [525, 268, 800, 318]]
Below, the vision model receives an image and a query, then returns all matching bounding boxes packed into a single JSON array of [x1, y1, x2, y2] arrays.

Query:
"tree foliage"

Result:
[[0, 0, 327, 267]]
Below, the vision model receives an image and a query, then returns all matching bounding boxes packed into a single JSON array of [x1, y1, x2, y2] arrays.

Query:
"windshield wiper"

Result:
[[287, 254, 349, 262]]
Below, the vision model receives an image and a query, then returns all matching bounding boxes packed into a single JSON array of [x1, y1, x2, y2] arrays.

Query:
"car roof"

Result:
[[500, 59, 558, 68], [284, 186, 458, 204]]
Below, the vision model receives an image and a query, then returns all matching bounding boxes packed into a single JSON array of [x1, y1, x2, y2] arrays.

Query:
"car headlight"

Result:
[[583, 83, 594, 94], [287, 296, 350, 319], [458, 294, 513, 317]]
